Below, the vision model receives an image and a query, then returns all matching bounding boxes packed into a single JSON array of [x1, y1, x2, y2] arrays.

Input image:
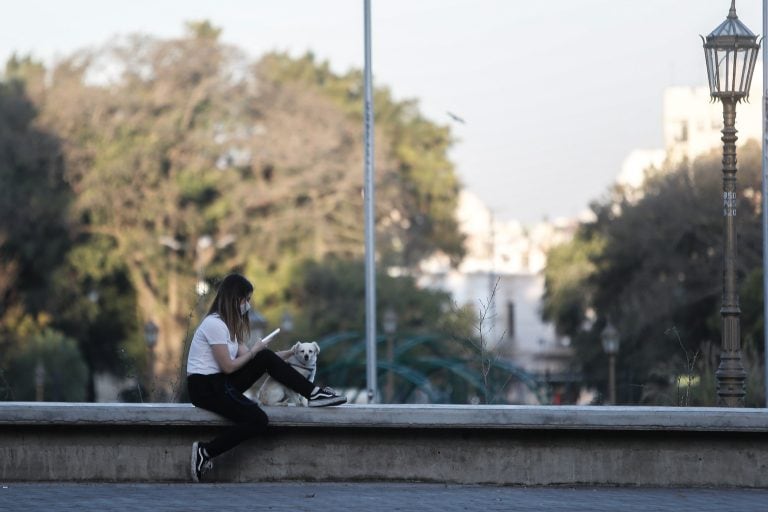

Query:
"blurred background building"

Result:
[[418, 190, 581, 403]]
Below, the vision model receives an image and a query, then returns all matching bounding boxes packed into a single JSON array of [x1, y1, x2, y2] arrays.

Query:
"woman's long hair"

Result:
[[207, 273, 254, 343]]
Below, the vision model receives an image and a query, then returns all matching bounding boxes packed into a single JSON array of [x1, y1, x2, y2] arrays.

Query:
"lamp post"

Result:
[[601, 323, 620, 405], [34, 359, 45, 402], [383, 308, 398, 403], [144, 320, 159, 401], [702, 0, 761, 407], [281, 311, 294, 334]]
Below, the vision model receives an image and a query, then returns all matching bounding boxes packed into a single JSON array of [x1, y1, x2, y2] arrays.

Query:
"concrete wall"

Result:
[[2, 403, 768, 487]]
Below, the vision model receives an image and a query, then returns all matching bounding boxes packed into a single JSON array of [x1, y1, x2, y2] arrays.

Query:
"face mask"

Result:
[[240, 300, 251, 316]]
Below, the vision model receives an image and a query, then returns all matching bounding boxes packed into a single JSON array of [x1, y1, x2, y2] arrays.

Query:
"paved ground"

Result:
[[1, 482, 767, 512]]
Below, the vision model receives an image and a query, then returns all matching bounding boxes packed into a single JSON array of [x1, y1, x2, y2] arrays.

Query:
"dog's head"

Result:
[[291, 341, 320, 366]]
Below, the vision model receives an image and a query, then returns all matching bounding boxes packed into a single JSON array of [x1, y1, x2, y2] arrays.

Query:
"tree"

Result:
[[24, 24, 465, 398], [47, 238, 141, 400], [29, 33, 248, 396], [283, 257, 471, 340], [0, 57, 141, 401], [0, 58, 90, 400], [0, 57, 70, 321], [542, 142, 764, 405], [3, 327, 88, 401], [258, 52, 465, 267]]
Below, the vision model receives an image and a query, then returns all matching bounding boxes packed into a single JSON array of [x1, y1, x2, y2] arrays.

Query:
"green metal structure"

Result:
[[315, 332, 548, 404]]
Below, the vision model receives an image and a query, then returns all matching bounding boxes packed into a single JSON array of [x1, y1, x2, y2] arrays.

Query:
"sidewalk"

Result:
[[1, 482, 767, 512]]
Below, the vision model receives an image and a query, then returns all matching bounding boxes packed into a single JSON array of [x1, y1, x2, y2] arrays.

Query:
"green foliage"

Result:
[[740, 267, 764, 355], [285, 257, 472, 341], [259, 52, 465, 266], [48, 237, 141, 379], [0, 26, 467, 400], [185, 20, 222, 40], [542, 142, 765, 404], [2, 328, 88, 401], [0, 70, 139, 399], [542, 235, 603, 336], [648, 335, 765, 408], [0, 71, 70, 314]]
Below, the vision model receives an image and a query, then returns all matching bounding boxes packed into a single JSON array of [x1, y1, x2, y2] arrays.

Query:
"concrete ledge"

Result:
[[3, 402, 768, 431], [2, 403, 768, 487]]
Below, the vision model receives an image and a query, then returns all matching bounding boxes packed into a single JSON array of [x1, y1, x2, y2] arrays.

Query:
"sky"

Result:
[[0, 0, 764, 224]]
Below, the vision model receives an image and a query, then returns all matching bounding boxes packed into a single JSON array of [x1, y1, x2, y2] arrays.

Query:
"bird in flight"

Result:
[[446, 111, 466, 124]]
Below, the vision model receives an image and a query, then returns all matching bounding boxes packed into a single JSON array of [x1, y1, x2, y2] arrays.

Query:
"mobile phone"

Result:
[[260, 328, 281, 344]]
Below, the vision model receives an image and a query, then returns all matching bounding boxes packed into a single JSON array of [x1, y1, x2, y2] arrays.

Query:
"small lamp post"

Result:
[[144, 320, 159, 349], [701, 0, 761, 407], [601, 322, 620, 405], [144, 320, 159, 401], [35, 359, 45, 402], [382, 308, 398, 403], [281, 311, 294, 334]]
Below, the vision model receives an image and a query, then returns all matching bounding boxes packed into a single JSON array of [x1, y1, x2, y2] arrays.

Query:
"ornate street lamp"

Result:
[[601, 323, 620, 405], [383, 308, 398, 403], [701, 0, 761, 407]]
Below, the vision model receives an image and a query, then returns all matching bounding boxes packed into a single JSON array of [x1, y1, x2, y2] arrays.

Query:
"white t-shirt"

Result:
[[187, 314, 239, 375]]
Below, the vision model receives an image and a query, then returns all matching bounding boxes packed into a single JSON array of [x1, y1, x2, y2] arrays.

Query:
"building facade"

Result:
[[418, 191, 580, 404], [619, 70, 762, 190]]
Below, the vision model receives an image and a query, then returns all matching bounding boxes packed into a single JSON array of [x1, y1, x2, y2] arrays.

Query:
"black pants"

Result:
[[187, 349, 315, 458]]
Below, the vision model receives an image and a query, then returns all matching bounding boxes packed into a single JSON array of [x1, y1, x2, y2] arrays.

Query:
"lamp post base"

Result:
[[716, 351, 746, 407], [608, 354, 617, 405]]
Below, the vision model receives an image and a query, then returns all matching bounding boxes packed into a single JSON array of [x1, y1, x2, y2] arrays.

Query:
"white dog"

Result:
[[257, 341, 320, 406]]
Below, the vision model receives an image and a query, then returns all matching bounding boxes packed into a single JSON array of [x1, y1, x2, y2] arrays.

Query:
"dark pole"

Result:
[[716, 97, 747, 407], [144, 320, 159, 403], [147, 345, 156, 402], [382, 308, 397, 403], [601, 322, 620, 405], [386, 334, 394, 403], [608, 353, 617, 405]]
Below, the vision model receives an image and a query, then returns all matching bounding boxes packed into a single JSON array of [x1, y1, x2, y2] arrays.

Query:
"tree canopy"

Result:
[[0, 23, 468, 400], [542, 142, 765, 405]]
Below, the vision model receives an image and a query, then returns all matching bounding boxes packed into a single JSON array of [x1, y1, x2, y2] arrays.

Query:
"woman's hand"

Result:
[[248, 341, 269, 356], [212, 342, 266, 374], [236, 340, 267, 360]]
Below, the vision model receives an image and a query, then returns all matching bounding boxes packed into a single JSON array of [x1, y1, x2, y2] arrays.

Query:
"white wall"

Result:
[[663, 78, 762, 166], [418, 190, 574, 378]]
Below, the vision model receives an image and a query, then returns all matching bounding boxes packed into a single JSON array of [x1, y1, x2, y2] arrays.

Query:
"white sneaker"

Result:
[[191, 441, 213, 482]]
